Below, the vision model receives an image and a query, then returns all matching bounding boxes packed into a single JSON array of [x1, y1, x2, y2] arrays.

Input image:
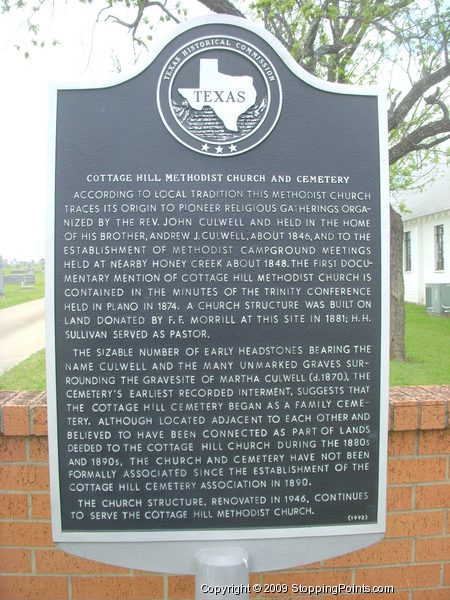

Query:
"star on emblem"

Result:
[[201, 143, 210, 152], [215, 146, 223, 154], [229, 144, 237, 153]]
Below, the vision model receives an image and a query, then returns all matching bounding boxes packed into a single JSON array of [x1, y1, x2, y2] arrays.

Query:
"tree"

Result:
[[6, 0, 449, 359], [205, 0, 450, 361]]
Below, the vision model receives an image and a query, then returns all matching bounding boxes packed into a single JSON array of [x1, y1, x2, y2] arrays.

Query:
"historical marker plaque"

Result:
[[47, 16, 389, 572]]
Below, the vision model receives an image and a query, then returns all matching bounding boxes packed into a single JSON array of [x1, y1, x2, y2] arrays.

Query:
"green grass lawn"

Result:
[[0, 303, 448, 391], [0, 349, 46, 391], [390, 303, 450, 386], [0, 267, 45, 309]]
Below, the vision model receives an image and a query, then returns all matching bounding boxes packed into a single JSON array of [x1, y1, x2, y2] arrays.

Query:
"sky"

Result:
[[0, 1, 205, 263]]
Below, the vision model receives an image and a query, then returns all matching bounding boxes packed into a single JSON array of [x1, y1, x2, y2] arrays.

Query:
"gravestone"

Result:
[[47, 16, 389, 574], [0, 257, 4, 296], [4, 275, 24, 285]]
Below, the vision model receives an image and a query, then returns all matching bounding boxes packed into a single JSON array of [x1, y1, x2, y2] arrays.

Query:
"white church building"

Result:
[[396, 169, 450, 312]]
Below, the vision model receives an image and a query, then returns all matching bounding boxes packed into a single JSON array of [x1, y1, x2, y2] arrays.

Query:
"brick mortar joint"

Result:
[[1, 388, 450, 436]]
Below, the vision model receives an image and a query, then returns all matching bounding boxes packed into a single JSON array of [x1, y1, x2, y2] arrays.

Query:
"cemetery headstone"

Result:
[[0, 257, 4, 297]]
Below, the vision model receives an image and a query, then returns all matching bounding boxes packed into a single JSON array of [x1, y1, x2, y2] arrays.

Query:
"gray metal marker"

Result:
[[195, 548, 249, 600], [47, 14, 390, 583]]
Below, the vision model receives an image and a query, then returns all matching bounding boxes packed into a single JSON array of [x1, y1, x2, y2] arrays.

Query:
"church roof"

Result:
[[392, 167, 450, 222]]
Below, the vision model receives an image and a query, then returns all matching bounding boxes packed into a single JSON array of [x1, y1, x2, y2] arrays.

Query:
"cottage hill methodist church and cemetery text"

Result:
[[61, 167, 376, 530]]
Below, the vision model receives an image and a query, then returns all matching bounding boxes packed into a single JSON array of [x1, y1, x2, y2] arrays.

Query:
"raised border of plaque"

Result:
[[46, 15, 389, 573]]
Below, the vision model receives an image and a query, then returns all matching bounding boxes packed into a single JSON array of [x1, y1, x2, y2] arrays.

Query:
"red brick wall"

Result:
[[1, 387, 449, 600]]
